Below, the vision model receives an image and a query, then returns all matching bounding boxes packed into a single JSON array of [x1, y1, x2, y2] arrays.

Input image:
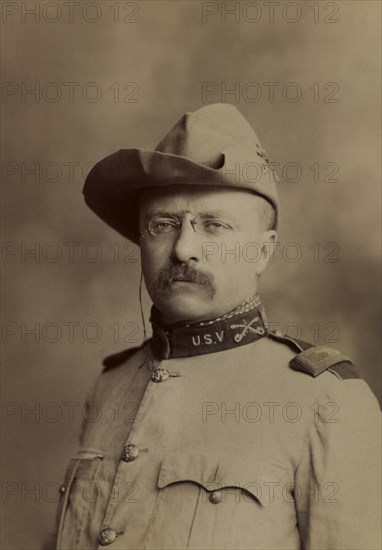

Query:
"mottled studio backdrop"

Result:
[[1, 1, 381, 548]]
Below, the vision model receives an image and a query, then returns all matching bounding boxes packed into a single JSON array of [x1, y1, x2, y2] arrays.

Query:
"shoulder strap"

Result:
[[268, 331, 359, 380], [289, 345, 359, 379], [102, 345, 141, 372], [268, 330, 312, 352]]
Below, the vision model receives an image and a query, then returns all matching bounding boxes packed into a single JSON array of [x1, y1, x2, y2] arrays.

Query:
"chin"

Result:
[[156, 293, 215, 324]]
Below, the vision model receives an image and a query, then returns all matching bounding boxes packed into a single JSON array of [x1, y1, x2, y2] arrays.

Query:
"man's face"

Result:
[[139, 185, 276, 324]]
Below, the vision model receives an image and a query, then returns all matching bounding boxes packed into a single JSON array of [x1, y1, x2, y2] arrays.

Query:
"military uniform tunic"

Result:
[[55, 304, 381, 550]]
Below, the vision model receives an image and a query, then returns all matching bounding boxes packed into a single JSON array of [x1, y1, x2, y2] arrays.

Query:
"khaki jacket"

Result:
[[55, 336, 381, 549]]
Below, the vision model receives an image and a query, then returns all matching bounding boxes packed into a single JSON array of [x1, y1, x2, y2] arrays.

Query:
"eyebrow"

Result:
[[143, 210, 237, 221]]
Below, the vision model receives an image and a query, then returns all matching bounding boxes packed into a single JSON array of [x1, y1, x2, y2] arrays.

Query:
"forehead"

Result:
[[139, 185, 259, 216]]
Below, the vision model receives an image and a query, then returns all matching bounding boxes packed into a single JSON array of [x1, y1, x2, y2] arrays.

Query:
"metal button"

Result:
[[59, 485, 66, 496], [122, 443, 138, 462], [151, 367, 169, 383], [209, 490, 223, 504], [99, 528, 117, 546]]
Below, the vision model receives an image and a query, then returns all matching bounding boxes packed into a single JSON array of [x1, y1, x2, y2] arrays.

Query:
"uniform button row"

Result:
[[151, 367, 169, 383], [99, 527, 117, 546], [209, 490, 223, 504], [122, 443, 139, 462]]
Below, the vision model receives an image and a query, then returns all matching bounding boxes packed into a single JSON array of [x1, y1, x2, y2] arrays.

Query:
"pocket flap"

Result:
[[157, 452, 287, 506], [56, 449, 107, 547], [74, 448, 106, 460]]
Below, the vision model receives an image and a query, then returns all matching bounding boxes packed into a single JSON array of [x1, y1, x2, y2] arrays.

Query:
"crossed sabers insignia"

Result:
[[230, 316, 266, 343]]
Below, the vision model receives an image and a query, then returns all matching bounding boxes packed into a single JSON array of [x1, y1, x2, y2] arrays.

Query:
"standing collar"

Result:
[[150, 295, 268, 359]]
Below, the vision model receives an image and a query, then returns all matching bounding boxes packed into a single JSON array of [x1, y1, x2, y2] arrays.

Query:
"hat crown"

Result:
[[155, 103, 261, 166], [83, 103, 279, 243]]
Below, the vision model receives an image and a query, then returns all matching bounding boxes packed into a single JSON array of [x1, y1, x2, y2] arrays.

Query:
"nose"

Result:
[[171, 217, 201, 263]]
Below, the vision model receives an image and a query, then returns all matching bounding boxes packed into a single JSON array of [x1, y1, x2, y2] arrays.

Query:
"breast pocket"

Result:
[[143, 452, 290, 550], [56, 449, 106, 550]]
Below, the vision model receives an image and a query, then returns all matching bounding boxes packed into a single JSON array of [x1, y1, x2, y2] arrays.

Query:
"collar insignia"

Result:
[[150, 295, 267, 359]]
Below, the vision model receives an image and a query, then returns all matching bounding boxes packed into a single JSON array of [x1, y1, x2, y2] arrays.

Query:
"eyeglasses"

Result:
[[145, 214, 233, 238]]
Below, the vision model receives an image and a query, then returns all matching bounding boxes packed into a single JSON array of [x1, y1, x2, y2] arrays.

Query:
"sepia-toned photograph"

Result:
[[1, 1, 381, 549]]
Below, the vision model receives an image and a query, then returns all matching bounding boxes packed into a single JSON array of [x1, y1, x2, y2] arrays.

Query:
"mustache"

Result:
[[149, 263, 216, 298]]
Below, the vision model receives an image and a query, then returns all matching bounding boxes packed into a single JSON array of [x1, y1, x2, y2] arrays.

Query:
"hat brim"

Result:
[[83, 147, 278, 243]]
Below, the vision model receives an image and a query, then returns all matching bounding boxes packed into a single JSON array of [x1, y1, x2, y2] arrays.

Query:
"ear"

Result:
[[255, 230, 277, 276]]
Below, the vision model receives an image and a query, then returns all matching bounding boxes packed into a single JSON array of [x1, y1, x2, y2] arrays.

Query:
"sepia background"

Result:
[[1, 1, 381, 548]]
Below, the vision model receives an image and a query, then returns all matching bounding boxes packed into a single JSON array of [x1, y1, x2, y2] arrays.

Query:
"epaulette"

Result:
[[268, 330, 312, 352], [269, 331, 360, 380], [102, 346, 141, 372]]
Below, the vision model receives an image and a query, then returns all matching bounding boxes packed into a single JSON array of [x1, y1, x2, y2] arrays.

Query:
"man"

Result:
[[55, 104, 380, 549]]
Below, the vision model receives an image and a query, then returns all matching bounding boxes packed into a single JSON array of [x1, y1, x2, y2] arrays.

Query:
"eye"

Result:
[[149, 217, 178, 235], [203, 220, 232, 232], [154, 221, 174, 229]]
